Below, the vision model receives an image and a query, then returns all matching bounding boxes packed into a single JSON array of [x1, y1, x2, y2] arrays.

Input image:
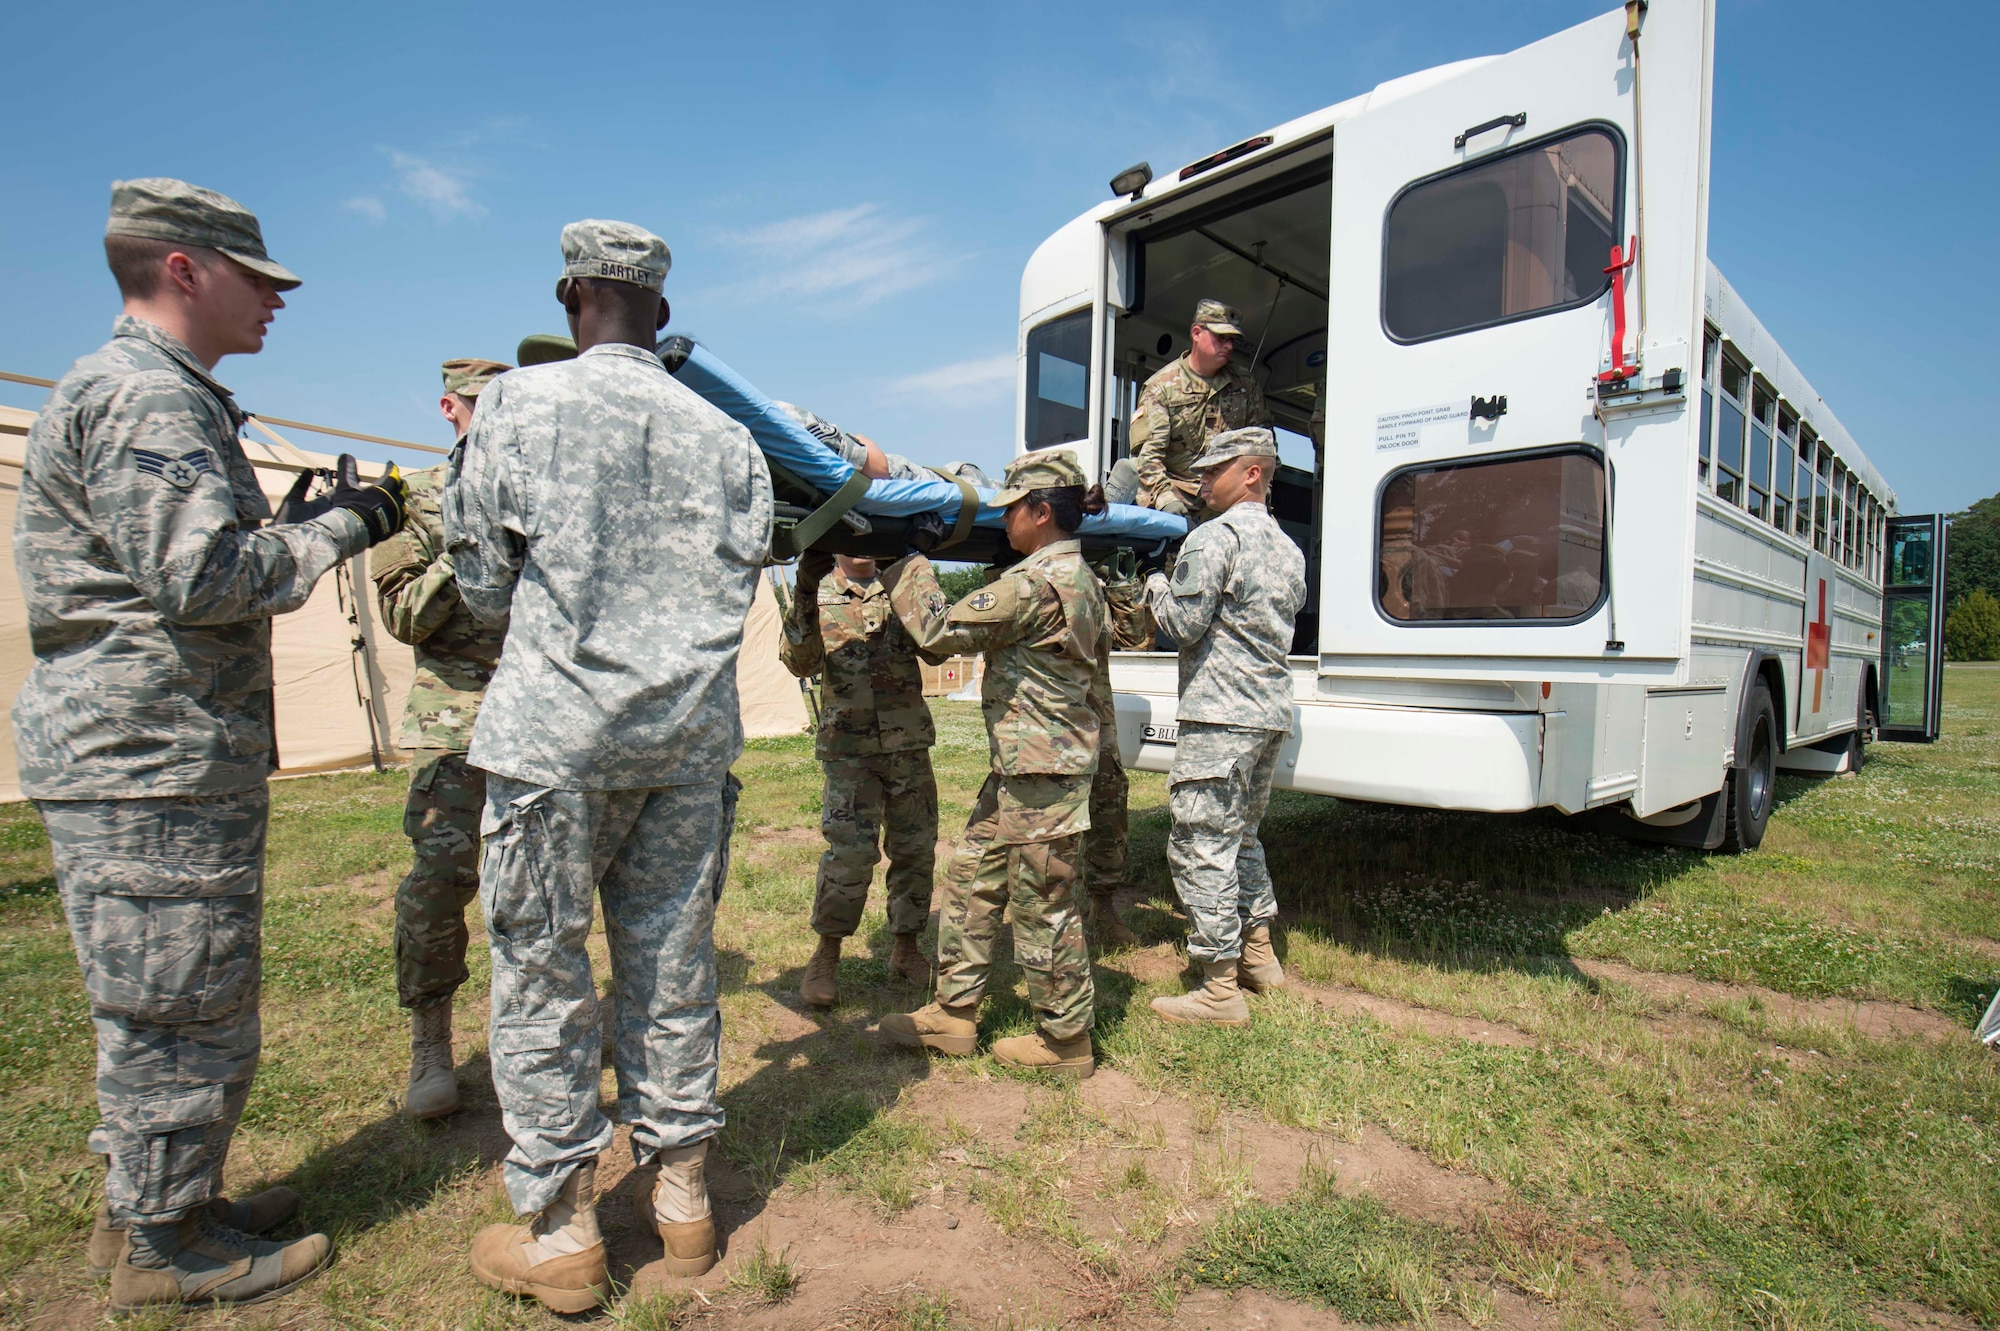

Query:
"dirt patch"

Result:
[[1291, 982, 1538, 1049], [1572, 958, 1965, 1042]]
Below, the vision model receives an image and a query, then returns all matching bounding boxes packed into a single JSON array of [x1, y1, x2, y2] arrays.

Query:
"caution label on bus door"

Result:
[[1375, 400, 1468, 451]]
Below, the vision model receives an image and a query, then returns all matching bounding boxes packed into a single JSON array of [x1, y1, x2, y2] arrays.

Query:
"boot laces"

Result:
[[192, 1216, 253, 1259]]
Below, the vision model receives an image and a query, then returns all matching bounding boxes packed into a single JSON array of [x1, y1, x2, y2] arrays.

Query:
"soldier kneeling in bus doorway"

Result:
[[876, 451, 1111, 1077], [370, 356, 511, 1120], [781, 547, 943, 1007], [1110, 298, 1271, 515], [1142, 427, 1307, 1026]]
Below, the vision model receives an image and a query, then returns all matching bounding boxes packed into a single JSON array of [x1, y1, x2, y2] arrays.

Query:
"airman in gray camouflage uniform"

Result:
[[14, 179, 407, 1311], [1128, 299, 1271, 517], [371, 356, 511, 1121], [445, 220, 773, 1312], [878, 451, 1110, 1078], [1142, 427, 1306, 1027], [780, 549, 942, 1007]]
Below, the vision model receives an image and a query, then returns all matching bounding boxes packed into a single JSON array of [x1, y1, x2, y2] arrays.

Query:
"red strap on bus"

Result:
[[1598, 236, 1637, 384]]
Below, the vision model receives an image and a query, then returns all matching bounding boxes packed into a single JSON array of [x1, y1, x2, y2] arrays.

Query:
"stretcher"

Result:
[[517, 333, 1188, 563]]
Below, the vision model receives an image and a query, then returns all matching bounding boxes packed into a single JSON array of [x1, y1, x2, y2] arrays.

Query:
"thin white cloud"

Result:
[[884, 353, 1015, 405], [342, 195, 387, 223], [714, 203, 957, 308], [387, 150, 486, 221]]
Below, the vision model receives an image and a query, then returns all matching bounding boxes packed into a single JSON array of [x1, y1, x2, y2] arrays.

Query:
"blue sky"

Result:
[[0, 1, 1991, 515]]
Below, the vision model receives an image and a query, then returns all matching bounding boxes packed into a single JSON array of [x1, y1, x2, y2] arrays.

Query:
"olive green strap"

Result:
[[774, 469, 872, 560], [928, 468, 981, 551]]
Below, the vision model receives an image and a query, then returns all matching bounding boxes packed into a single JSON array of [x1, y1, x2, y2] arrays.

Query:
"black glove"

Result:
[[274, 467, 335, 525], [907, 510, 946, 555], [795, 548, 835, 587], [329, 454, 408, 546], [1136, 538, 1178, 577]]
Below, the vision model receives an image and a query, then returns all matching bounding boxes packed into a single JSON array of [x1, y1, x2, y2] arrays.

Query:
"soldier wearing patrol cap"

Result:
[[445, 219, 773, 1310], [15, 178, 407, 1311], [370, 356, 512, 1122], [876, 449, 1111, 1079], [1141, 426, 1307, 1027], [1123, 298, 1272, 517]]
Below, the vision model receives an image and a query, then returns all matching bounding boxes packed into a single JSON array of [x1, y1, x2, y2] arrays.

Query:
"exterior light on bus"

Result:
[[1109, 162, 1153, 200]]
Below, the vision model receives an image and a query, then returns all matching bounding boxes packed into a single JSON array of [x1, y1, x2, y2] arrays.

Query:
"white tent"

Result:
[[0, 404, 805, 803]]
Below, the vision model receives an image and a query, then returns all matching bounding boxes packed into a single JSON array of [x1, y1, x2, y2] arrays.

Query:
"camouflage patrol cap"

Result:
[[1193, 425, 1279, 470], [991, 449, 1087, 506], [441, 358, 511, 398], [1192, 297, 1244, 337], [558, 219, 671, 295], [105, 177, 301, 290]]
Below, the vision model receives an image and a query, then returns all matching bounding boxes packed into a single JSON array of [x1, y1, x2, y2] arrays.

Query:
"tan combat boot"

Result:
[[634, 1138, 717, 1277], [406, 1001, 458, 1120], [1238, 925, 1289, 993], [879, 1000, 978, 1055], [799, 935, 841, 1008], [1150, 959, 1251, 1026], [1088, 897, 1141, 950], [470, 1161, 609, 1314], [991, 1030, 1095, 1079], [90, 1188, 301, 1279], [108, 1211, 331, 1313], [888, 933, 930, 987]]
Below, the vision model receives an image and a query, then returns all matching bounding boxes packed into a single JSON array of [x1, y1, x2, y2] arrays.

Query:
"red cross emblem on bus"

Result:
[[1805, 578, 1831, 711]]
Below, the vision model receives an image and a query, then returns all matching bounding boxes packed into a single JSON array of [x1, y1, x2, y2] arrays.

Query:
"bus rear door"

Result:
[[1879, 515, 1949, 742], [1320, 0, 1714, 684]]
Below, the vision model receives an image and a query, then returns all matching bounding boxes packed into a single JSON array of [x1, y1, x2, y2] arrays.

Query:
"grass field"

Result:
[[0, 669, 1995, 1330]]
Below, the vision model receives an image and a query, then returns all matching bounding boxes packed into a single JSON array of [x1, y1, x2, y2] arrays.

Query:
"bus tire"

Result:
[[1846, 690, 1873, 774], [1722, 678, 1778, 853]]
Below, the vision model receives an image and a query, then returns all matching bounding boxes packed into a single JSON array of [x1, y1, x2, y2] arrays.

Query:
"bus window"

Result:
[[1796, 427, 1817, 541], [1377, 448, 1605, 623], [1716, 357, 1747, 507], [1382, 127, 1621, 343], [1773, 407, 1797, 534], [1748, 384, 1775, 522], [1844, 473, 1862, 569], [1829, 459, 1847, 563], [1024, 309, 1092, 451], [1698, 334, 1717, 487], [1814, 446, 1832, 553]]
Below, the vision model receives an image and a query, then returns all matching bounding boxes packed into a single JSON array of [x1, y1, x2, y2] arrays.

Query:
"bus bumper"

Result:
[[1115, 694, 1542, 814]]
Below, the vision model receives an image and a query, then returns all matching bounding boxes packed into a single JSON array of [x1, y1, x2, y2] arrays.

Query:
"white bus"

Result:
[[1013, 0, 1949, 850]]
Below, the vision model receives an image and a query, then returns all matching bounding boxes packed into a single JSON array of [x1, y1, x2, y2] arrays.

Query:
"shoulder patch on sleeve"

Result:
[[1170, 550, 1203, 596], [949, 576, 1022, 624], [131, 447, 215, 489]]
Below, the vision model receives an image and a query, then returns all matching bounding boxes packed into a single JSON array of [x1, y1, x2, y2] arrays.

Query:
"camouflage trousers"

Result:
[[1080, 731, 1128, 900], [396, 750, 486, 1009], [480, 772, 736, 1216], [39, 790, 268, 1226], [1166, 723, 1285, 963], [936, 773, 1095, 1042], [813, 750, 936, 938]]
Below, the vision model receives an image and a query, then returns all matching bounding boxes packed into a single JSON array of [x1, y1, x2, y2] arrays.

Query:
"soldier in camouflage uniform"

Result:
[[444, 220, 772, 1312], [877, 451, 1110, 1079], [14, 179, 407, 1311], [370, 356, 511, 1121], [1079, 550, 1155, 949], [1142, 428, 1307, 1027], [1129, 298, 1271, 517], [780, 548, 941, 1007]]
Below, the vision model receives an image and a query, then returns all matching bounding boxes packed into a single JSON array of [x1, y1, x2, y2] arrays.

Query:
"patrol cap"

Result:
[[1193, 425, 1279, 470], [105, 177, 301, 291], [558, 219, 671, 296], [991, 449, 1086, 506], [441, 358, 511, 397], [1192, 297, 1244, 337], [517, 333, 579, 366]]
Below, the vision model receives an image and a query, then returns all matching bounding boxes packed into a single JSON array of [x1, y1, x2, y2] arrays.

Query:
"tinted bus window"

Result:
[[1383, 128, 1621, 343], [1024, 310, 1091, 450], [1378, 450, 1605, 622]]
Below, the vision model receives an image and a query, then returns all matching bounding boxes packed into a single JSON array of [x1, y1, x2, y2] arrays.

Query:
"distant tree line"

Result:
[[1945, 491, 2000, 660]]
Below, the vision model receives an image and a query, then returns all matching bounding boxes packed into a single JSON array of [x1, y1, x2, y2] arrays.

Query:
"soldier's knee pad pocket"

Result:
[[83, 894, 261, 1024]]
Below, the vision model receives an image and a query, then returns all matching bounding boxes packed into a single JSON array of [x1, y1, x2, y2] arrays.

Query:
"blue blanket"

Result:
[[674, 344, 1188, 544]]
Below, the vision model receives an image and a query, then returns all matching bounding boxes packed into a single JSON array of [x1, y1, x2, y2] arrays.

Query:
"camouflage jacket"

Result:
[[1143, 500, 1306, 731], [882, 540, 1108, 778], [775, 403, 929, 483], [779, 567, 939, 759], [1129, 354, 1270, 515], [11, 317, 369, 799], [371, 456, 503, 752], [442, 341, 774, 790]]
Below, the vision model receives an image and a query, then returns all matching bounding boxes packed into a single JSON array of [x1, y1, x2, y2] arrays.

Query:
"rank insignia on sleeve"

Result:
[[132, 448, 214, 489], [968, 590, 997, 612]]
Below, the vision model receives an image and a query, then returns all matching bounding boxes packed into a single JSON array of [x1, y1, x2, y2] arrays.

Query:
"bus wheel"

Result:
[[1847, 694, 1874, 774], [1722, 679, 1778, 853]]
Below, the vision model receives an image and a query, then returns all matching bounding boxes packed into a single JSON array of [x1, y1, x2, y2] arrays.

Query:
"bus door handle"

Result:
[[1471, 395, 1508, 421], [1455, 113, 1526, 149]]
